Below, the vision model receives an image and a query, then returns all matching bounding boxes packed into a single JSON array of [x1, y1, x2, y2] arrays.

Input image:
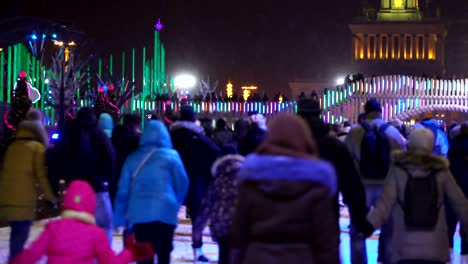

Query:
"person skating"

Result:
[[170, 106, 219, 262], [0, 119, 56, 262], [114, 120, 189, 264], [366, 128, 468, 264], [192, 146, 244, 264], [230, 113, 339, 264], [11, 180, 153, 264]]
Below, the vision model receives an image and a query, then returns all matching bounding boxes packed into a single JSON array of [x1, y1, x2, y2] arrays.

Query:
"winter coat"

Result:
[[211, 128, 237, 147], [193, 154, 244, 241], [0, 121, 55, 221], [237, 127, 267, 156], [230, 154, 339, 264], [12, 180, 134, 264], [110, 124, 140, 201], [114, 120, 189, 227], [50, 119, 116, 192], [345, 112, 407, 184], [170, 121, 219, 208], [448, 130, 468, 195], [367, 150, 468, 263]]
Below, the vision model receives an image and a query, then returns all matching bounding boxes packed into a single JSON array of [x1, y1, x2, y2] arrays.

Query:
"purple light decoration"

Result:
[[155, 19, 163, 31]]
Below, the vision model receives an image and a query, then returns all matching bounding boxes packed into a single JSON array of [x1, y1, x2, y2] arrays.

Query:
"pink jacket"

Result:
[[12, 180, 134, 264], [12, 219, 132, 264]]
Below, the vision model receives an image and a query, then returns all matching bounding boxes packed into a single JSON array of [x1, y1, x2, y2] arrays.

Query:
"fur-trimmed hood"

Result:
[[210, 154, 245, 177], [16, 120, 49, 147], [392, 150, 449, 176], [238, 154, 337, 197], [170, 120, 205, 135]]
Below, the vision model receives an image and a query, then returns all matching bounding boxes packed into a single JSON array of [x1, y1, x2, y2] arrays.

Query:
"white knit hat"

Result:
[[249, 114, 267, 131], [408, 127, 434, 152]]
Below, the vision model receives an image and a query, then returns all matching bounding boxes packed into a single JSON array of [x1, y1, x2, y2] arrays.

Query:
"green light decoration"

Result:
[[132, 48, 136, 111], [109, 54, 113, 75], [98, 58, 102, 77], [7, 46, 12, 103], [0, 51, 3, 102]]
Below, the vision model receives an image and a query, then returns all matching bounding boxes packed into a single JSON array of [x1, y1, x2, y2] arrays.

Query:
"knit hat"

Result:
[[180, 105, 196, 122], [97, 113, 114, 138], [256, 113, 317, 159], [365, 98, 382, 114], [297, 98, 321, 117], [62, 180, 96, 224], [249, 114, 267, 130], [408, 127, 434, 153]]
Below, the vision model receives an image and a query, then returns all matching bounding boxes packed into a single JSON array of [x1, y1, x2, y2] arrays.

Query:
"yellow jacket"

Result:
[[0, 120, 55, 221]]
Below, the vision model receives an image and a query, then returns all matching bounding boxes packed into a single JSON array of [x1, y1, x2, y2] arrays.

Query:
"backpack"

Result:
[[399, 167, 440, 230], [360, 123, 391, 180]]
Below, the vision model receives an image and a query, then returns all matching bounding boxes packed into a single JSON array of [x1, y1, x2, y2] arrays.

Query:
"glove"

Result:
[[361, 220, 376, 238], [125, 235, 154, 262]]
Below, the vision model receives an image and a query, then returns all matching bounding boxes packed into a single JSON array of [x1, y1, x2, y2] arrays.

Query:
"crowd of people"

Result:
[[0, 96, 467, 264]]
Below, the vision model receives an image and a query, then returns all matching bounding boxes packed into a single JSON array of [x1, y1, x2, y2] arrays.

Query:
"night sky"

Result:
[[2, 0, 468, 96]]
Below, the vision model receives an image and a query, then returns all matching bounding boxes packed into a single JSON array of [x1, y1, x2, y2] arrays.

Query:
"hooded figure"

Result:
[[169, 106, 219, 262], [98, 113, 114, 138], [114, 120, 189, 264], [12, 180, 154, 264], [230, 113, 339, 264], [0, 120, 55, 261], [367, 128, 468, 264]]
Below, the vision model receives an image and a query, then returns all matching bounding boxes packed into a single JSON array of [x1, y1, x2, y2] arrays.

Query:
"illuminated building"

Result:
[[349, 0, 446, 75]]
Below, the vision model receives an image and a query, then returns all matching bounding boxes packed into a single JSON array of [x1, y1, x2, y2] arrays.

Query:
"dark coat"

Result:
[[49, 119, 116, 193], [193, 154, 244, 241], [448, 131, 468, 195], [110, 124, 140, 201], [170, 121, 220, 208], [303, 117, 370, 234], [237, 127, 267, 156], [211, 128, 237, 148], [231, 154, 339, 264]]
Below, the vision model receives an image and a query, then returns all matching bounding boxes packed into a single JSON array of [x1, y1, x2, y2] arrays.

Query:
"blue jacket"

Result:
[[113, 120, 189, 227]]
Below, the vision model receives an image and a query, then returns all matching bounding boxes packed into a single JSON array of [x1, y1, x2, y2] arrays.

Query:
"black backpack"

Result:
[[360, 123, 391, 180], [399, 167, 440, 230]]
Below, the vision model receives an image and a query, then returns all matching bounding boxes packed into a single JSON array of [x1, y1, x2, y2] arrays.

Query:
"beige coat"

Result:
[[367, 150, 468, 263], [0, 121, 55, 221]]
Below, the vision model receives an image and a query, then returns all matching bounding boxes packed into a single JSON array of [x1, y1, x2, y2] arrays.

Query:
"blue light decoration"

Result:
[[52, 133, 59, 140], [31, 34, 38, 40], [52, 33, 57, 39]]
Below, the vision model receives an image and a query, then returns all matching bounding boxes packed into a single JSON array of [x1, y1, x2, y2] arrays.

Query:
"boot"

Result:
[[193, 248, 210, 263]]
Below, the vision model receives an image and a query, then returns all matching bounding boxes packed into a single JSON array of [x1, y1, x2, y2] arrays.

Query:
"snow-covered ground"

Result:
[[0, 207, 462, 264]]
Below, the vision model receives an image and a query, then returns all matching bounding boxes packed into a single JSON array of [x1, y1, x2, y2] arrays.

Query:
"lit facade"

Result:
[[349, 0, 447, 75]]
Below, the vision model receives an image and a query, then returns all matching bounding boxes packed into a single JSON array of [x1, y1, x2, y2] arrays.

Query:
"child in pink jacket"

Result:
[[12, 180, 153, 264]]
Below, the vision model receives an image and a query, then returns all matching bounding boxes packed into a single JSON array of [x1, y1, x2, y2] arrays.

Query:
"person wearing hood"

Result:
[[114, 120, 189, 264], [297, 98, 371, 264], [12, 180, 154, 264], [169, 105, 219, 262], [0, 120, 55, 261], [192, 145, 245, 264], [237, 113, 268, 156], [98, 113, 114, 139], [230, 113, 339, 264], [366, 128, 468, 264], [49, 107, 116, 243], [446, 122, 468, 260]]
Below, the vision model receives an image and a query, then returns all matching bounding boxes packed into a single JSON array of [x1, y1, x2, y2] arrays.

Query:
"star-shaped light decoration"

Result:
[[155, 19, 163, 31]]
